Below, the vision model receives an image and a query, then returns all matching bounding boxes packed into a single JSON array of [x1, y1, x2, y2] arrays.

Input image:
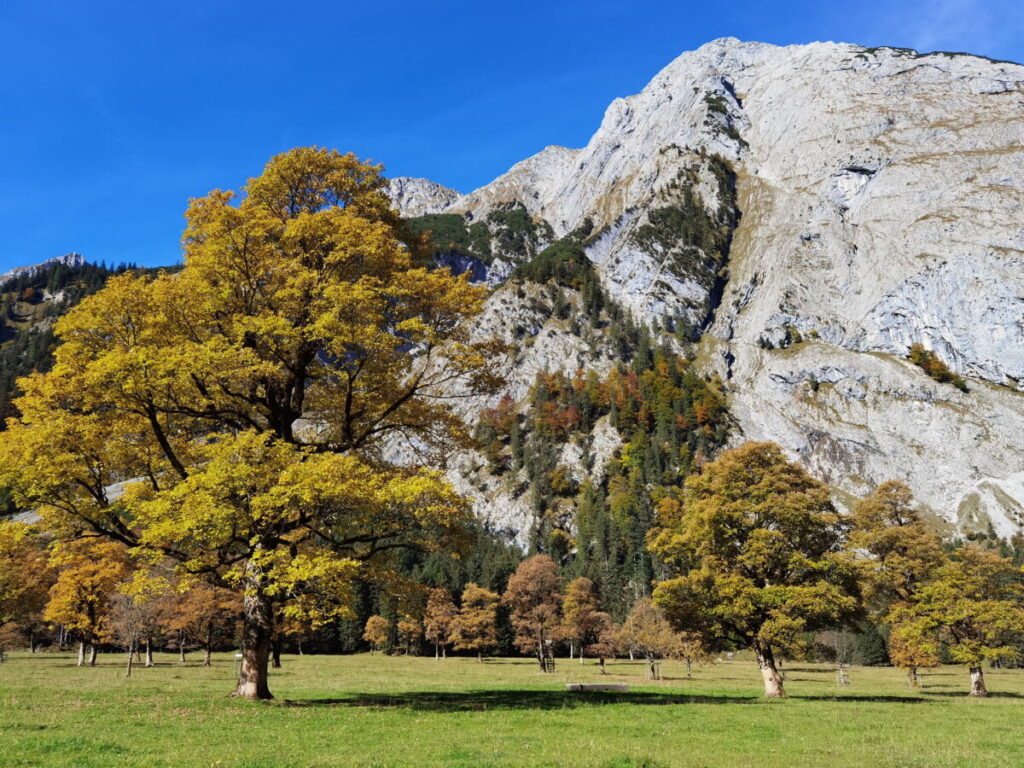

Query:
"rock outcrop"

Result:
[[392, 38, 1024, 537]]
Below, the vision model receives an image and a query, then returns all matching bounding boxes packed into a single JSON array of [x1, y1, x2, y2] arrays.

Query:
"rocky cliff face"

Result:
[[391, 38, 1024, 538]]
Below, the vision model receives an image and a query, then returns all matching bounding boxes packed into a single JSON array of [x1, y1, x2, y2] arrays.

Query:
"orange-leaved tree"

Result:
[[450, 583, 499, 662], [0, 147, 500, 699], [43, 538, 130, 666], [0, 521, 54, 652], [423, 587, 457, 659], [502, 555, 561, 670], [363, 615, 390, 654], [617, 597, 681, 680]]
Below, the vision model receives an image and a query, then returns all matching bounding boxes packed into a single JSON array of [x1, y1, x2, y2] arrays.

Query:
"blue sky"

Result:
[[1, 0, 1021, 271]]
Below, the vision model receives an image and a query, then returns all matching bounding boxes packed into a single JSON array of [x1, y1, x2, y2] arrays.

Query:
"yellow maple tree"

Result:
[[0, 147, 499, 698]]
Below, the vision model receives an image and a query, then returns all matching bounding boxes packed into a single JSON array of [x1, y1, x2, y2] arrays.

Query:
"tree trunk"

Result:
[[178, 631, 186, 663], [77, 640, 85, 667], [232, 584, 274, 700], [686, 657, 692, 679], [629, 649, 634, 661], [297, 640, 303, 656], [569, 642, 574, 660], [434, 641, 440, 660], [145, 638, 154, 668], [969, 666, 988, 697], [126, 644, 134, 678], [29, 630, 37, 654], [599, 658, 606, 674], [442, 645, 446, 659], [204, 627, 212, 667], [646, 657, 658, 680], [88, 643, 97, 666], [477, 651, 483, 663], [755, 645, 786, 698], [271, 636, 282, 669], [908, 667, 920, 689]]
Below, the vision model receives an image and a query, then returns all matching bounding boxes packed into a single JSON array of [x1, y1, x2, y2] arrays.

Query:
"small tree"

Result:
[[165, 583, 242, 667], [560, 577, 600, 663], [0, 522, 54, 653], [397, 616, 423, 655], [363, 615, 390, 654], [107, 591, 151, 677], [617, 598, 680, 680], [450, 583, 499, 662], [584, 611, 617, 674], [503, 555, 561, 670], [907, 545, 1024, 697], [650, 442, 859, 698], [423, 587, 457, 659], [0, 622, 23, 660], [43, 539, 129, 667], [887, 616, 939, 688]]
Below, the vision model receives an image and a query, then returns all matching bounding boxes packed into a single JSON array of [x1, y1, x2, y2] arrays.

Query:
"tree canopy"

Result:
[[0, 147, 499, 699], [650, 441, 859, 697]]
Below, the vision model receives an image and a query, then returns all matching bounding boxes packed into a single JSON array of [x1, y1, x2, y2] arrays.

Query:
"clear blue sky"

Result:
[[1, 0, 1021, 271]]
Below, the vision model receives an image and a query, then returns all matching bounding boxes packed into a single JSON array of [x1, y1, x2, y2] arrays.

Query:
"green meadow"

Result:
[[1, 651, 1021, 767]]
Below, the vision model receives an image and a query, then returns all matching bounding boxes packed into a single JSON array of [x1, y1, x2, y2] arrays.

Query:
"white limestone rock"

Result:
[[386, 177, 460, 217], [434, 38, 1024, 536]]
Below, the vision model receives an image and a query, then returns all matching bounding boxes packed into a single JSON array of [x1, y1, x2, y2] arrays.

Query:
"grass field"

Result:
[[1, 651, 1022, 767]]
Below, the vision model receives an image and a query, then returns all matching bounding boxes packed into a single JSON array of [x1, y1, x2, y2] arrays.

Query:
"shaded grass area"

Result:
[[1, 651, 1023, 767]]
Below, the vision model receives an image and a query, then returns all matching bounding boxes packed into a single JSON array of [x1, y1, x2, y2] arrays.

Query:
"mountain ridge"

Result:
[[391, 37, 1024, 539]]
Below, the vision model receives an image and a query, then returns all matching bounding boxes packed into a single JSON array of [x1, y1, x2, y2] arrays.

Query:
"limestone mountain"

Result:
[[392, 38, 1024, 539]]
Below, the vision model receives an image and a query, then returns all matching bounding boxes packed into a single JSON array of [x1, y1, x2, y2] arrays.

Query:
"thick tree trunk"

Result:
[[126, 644, 134, 678], [434, 641, 440, 660], [599, 658, 606, 674], [579, 651, 585, 665], [755, 645, 786, 698], [569, 642, 574, 660], [29, 631, 37, 653], [77, 640, 85, 667], [271, 636, 282, 669], [145, 638, 154, 668], [646, 657, 658, 680], [178, 631, 186, 663], [232, 585, 274, 700], [87, 643, 97, 667], [442, 645, 446, 659], [297, 640, 303, 656], [969, 666, 988, 697], [477, 651, 483, 663]]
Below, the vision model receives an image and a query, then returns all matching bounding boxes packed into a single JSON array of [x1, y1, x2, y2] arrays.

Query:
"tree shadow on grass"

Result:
[[282, 689, 761, 711], [916, 690, 1024, 699], [283, 688, 959, 710], [790, 694, 930, 703]]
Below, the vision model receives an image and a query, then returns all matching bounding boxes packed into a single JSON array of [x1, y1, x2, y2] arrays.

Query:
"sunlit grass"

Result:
[[1, 650, 1021, 767]]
